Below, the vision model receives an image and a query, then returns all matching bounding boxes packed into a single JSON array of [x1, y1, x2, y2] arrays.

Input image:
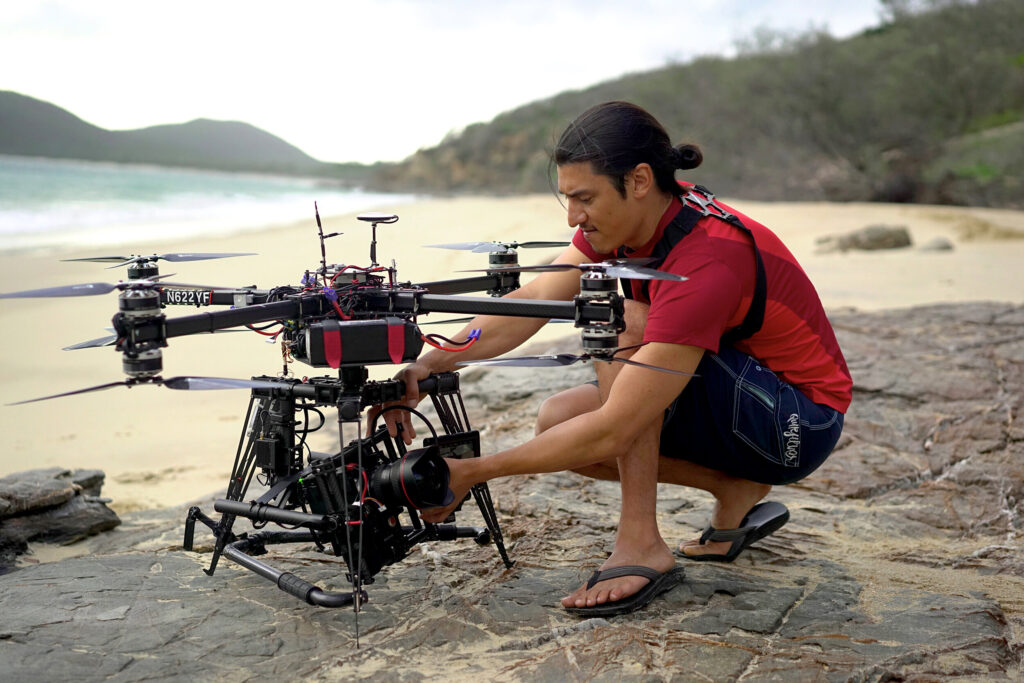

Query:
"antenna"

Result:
[[314, 202, 342, 280], [356, 212, 399, 267]]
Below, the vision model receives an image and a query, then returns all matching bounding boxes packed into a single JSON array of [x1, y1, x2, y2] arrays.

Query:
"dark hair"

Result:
[[553, 101, 702, 197]]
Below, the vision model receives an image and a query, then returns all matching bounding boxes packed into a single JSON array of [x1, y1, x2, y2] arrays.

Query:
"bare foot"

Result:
[[678, 481, 771, 557], [560, 541, 676, 610]]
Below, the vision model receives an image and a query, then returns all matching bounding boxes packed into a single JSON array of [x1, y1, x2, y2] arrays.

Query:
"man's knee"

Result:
[[535, 384, 601, 435]]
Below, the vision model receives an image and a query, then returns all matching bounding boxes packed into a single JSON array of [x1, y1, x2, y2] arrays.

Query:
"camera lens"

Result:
[[369, 446, 453, 509]]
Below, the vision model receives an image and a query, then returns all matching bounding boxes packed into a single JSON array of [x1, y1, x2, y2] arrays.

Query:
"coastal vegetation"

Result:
[[370, 0, 1024, 207], [2, 0, 1020, 206]]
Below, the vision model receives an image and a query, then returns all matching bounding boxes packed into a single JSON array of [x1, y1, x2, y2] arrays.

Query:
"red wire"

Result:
[[331, 300, 351, 320], [421, 335, 478, 352]]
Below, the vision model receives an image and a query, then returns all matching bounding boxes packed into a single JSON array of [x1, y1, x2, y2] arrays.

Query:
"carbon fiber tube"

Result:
[[222, 534, 363, 608], [213, 499, 333, 529]]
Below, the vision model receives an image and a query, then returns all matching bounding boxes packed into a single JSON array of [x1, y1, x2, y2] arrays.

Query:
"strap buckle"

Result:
[[683, 186, 734, 222]]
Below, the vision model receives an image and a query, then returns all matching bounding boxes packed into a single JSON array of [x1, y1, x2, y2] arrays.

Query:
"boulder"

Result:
[[0, 468, 120, 572], [816, 224, 913, 252]]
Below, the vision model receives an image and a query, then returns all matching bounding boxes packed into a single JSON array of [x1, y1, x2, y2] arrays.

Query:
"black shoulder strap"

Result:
[[618, 185, 768, 346], [616, 204, 702, 302]]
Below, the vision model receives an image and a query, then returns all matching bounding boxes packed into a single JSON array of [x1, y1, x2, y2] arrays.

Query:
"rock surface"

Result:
[[816, 224, 914, 252], [1, 302, 1022, 681], [0, 468, 120, 571]]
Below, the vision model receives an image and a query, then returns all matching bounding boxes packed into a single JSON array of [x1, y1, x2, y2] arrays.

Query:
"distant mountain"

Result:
[[0, 91, 334, 176]]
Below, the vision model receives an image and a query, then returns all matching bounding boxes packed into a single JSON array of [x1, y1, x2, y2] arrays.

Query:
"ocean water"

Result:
[[0, 155, 415, 251]]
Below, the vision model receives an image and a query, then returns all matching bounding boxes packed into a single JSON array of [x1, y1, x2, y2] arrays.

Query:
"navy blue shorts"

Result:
[[657, 346, 844, 485]]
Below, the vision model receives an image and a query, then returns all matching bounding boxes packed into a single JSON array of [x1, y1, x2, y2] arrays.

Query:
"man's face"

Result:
[[557, 162, 640, 253]]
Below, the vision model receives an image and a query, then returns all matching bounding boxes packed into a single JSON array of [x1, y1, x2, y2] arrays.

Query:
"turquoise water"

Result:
[[0, 155, 413, 250]]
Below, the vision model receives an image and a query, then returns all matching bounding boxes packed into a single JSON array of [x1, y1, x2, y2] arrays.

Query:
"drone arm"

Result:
[[140, 298, 318, 342], [412, 274, 517, 295]]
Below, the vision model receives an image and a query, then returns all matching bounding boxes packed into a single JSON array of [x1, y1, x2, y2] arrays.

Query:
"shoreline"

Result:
[[1, 194, 1022, 512]]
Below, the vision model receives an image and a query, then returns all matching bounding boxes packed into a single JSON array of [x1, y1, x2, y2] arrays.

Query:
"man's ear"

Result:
[[628, 163, 655, 199]]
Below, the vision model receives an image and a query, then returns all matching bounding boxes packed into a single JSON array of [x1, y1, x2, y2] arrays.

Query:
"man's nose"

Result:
[[567, 201, 585, 227]]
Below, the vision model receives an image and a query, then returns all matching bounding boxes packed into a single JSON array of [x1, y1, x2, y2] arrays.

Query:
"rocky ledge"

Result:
[[1, 302, 1021, 681]]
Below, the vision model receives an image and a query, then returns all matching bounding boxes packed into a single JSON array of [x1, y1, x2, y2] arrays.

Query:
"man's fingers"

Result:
[[398, 413, 415, 445]]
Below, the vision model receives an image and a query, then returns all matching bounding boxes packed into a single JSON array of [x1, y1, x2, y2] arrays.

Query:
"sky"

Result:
[[2, 1, 887, 164]]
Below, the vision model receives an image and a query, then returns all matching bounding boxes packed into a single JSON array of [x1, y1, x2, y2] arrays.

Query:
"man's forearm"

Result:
[[417, 312, 549, 373]]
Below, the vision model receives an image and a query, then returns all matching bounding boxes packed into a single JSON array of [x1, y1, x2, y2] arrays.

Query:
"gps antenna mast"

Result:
[[314, 202, 342, 279], [356, 212, 399, 267]]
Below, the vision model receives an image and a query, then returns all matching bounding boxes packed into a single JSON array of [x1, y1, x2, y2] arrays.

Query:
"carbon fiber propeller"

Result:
[[426, 240, 569, 253], [62, 252, 256, 269], [0, 275, 223, 299], [9, 376, 283, 405], [459, 258, 687, 282], [457, 348, 697, 377]]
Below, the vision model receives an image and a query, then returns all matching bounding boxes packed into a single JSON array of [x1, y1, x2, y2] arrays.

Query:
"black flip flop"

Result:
[[564, 565, 685, 618], [676, 501, 790, 563]]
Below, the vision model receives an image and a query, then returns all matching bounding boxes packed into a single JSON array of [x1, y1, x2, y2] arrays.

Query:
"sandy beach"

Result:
[[1, 194, 1022, 512]]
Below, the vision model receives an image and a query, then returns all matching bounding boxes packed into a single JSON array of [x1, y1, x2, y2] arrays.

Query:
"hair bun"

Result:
[[674, 144, 703, 170]]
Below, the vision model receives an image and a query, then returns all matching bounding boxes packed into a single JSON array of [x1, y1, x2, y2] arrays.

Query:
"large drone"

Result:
[[1, 205, 688, 634]]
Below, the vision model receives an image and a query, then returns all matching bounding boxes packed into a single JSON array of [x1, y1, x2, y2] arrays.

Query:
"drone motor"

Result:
[[116, 286, 167, 378], [127, 259, 160, 280], [578, 270, 619, 299]]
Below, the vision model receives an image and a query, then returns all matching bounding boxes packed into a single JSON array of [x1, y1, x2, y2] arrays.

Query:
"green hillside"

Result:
[[369, 0, 1024, 207], [0, 91, 333, 177]]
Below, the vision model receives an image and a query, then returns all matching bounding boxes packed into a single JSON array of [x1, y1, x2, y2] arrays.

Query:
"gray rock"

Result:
[[0, 467, 108, 519], [919, 235, 955, 251], [2, 303, 1023, 680], [0, 467, 78, 518], [816, 224, 913, 252], [0, 468, 120, 571]]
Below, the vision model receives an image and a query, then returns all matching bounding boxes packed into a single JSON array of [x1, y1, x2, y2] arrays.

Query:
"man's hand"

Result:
[[419, 457, 474, 523], [366, 362, 433, 444]]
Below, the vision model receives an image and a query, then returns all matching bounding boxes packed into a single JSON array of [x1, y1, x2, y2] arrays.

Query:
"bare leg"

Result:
[[560, 357, 675, 609], [537, 385, 772, 558], [535, 384, 618, 481], [657, 458, 771, 556]]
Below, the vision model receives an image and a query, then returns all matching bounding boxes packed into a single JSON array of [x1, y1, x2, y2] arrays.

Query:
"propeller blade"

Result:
[[159, 252, 257, 262], [60, 252, 256, 268], [604, 265, 687, 282], [0, 282, 119, 298], [61, 256, 130, 263], [147, 280, 227, 289], [160, 376, 283, 391], [457, 264, 574, 275], [121, 275, 230, 290], [419, 316, 476, 326], [456, 348, 697, 377], [609, 257, 658, 267], [9, 375, 281, 405], [459, 260, 686, 282], [426, 241, 491, 251], [515, 241, 571, 249], [428, 241, 569, 253], [610, 357, 697, 377], [457, 354, 583, 368], [63, 334, 119, 350], [104, 259, 140, 269], [470, 243, 507, 253], [8, 381, 132, 405]]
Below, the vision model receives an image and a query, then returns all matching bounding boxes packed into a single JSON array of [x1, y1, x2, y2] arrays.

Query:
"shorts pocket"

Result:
[[732, 358, 802, 468]]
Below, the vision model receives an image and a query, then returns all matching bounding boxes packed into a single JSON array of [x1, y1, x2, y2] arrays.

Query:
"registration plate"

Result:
[[162, 288, 212, 306]]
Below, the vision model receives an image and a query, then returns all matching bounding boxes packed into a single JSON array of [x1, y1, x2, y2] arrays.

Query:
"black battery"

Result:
[[303, 318, 423, 368]]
